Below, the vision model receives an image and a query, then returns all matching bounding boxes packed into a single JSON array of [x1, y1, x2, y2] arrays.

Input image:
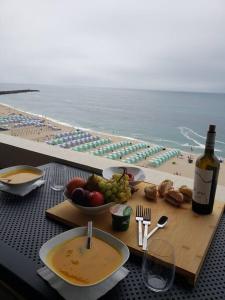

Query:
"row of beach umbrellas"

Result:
[[72, 138, 112, 151], [59, 136, 100, 148], [0, 114, 43, 124], [149, 149, 181, 167], [91, 140, 132, 156], [54, 129, 82, 138], [106, 143, 150, 160], [0, 115, 46, 130], [122, 145, 164, 164], [47, 132, 92, 145]]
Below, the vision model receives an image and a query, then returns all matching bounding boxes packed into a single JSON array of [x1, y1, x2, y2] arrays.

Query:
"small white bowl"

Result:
[[0, 165, 44, 186], [64, 190, 114, 215], [102, 166, 145, 185], [39, 227, 130, 287]]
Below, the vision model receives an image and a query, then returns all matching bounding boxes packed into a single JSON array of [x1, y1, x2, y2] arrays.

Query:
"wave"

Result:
[[178, 126, 225, 145], [149, 133, 221, 153], [147, 137, 184, 147], [178, 126, 222, 153]]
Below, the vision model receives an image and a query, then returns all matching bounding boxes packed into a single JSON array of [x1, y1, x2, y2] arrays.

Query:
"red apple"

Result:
[[127, 172, 134, 181], [66, 177, 86, 196], [88, 191, 104, 207]]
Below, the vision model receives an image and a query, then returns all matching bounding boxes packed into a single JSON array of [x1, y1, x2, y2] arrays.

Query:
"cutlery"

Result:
[[86, 221, 93, 249], [142, 208, 151, 251], [136, 205, 143, 246], [143, 216, 168, 250]]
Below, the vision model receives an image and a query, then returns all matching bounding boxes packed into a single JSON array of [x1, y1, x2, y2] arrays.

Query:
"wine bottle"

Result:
[[192, 124, 220, 214]]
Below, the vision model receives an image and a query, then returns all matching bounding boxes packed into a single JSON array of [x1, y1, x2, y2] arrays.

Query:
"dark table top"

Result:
[[0, 163, 225, 300]]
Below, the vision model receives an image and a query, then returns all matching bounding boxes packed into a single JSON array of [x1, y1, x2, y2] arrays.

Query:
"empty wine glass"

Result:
[[49, 164, 66, 192], [142, 238, 175, 292]]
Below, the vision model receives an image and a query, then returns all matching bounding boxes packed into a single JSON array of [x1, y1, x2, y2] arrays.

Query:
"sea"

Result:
[[0, 83, 225, 158]]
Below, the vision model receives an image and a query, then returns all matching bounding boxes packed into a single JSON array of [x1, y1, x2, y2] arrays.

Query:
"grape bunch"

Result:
[[98, 173, 131, 203]]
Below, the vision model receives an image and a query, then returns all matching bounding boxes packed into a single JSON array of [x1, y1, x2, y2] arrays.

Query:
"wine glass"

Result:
[[142, 238, 175, 292], [49, 164, 66, 192]]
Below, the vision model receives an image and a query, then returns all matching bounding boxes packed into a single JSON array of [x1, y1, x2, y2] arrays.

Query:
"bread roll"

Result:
[[179, 185, 192, 202], [166, 190, 184, 203], [165, 196, 181, 207], [158, 179, 173, 197], [144, 184, 158, 201], [165, 189, 184, 207]]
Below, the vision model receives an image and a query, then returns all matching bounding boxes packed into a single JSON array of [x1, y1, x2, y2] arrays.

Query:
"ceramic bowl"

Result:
[[39, 227, 130, 286], [0, 165, 44, 186], [64, 190, 114, 215], [102, 166, 145, 185]]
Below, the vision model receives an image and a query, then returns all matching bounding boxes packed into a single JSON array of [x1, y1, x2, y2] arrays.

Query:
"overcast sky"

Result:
[[1, 0, 225, 92]]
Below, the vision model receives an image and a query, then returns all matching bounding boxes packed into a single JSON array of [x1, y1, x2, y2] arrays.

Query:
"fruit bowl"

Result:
[[102, 166, 145, 186], [64, 190, 114, 215]]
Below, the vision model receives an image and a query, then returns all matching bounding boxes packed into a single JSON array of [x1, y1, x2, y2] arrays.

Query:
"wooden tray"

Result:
[[46, 182, 224, 286]]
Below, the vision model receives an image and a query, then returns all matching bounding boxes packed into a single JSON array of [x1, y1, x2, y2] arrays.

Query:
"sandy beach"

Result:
[[0, 103, 224, 186]]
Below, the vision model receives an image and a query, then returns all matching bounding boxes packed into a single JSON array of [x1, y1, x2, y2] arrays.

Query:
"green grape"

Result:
[[112, 187, 118, 194], [98, 181, 106, 190], [119, 192, 126, 199], [105, 190, 112, 198], [106, 183, 112, 190], [111, 182, 117, 188]]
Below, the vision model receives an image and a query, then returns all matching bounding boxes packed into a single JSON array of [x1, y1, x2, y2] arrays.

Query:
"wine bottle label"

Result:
[[193, 167, 213, 205]]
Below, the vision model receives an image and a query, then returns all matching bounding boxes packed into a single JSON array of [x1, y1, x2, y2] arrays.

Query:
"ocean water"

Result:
[[0, 83, 225, 157]]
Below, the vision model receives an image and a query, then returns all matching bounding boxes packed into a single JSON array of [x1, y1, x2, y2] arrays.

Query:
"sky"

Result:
[[0, 0, 225, 93]]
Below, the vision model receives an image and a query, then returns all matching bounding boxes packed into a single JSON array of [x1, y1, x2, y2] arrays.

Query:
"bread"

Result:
[[179, 185, 193, 202], [144, 184, 158, 201], [165, 196, 181, 207], [158, 179, 173, 197], [165, 189, 184, 207]]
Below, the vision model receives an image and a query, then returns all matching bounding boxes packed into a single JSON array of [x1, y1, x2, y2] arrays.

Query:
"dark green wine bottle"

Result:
[[192, 125, 220, 214]]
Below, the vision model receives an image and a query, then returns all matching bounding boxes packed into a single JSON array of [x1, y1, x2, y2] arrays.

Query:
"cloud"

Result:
[[0, 0, 225, 92]]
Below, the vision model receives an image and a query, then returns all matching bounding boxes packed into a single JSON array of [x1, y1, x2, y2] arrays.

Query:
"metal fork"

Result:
[[142, 208, 151, 250], [136, 205, 143, 246]]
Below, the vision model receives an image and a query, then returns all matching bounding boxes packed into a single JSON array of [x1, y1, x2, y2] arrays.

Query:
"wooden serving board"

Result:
[[46, 182, 224, 286]]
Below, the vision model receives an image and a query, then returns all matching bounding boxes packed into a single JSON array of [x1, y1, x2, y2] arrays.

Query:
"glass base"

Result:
[[50, 185, 64, 191]]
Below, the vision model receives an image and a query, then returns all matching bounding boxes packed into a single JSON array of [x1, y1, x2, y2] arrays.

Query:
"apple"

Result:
[[66, 177, 86, 196], [71, 188, 89, 206], [88, 191, 104, 207], [127, 172, 134, 182]]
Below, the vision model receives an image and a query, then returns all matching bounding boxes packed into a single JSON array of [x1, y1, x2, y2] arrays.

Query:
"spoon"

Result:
[[143, 216, 168, 250], [86, 221, 93, 249]]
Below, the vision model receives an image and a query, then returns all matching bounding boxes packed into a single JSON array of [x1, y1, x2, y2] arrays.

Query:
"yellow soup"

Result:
[[47, 236, 123, 285], [0, 169, 40, 184]]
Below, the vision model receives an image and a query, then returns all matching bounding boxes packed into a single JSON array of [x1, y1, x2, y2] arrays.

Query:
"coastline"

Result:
[[0, 102, 224, 186]]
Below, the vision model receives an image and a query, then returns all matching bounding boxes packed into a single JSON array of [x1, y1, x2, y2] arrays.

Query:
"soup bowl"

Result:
[[39, 227, 130, 287], [0, 165, 44, 186]]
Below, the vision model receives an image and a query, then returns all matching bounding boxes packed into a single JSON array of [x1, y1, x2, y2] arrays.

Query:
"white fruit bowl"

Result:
[[102, 166, 145, 185], [64, 190, 114, 215]]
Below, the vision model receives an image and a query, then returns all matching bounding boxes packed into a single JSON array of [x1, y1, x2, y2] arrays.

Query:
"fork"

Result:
[[142, 208, 151, 250], [136, 205, 143, 246]]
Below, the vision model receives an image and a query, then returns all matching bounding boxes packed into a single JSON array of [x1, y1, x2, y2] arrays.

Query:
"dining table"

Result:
[[0, 162, 225, 300]]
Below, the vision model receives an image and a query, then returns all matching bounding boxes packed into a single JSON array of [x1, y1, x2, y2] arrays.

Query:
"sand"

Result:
[[0, 103, 224, 186]]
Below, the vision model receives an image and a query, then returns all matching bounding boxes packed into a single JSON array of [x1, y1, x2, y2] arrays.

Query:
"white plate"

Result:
[[64, 190, 114, 215], [0, 165, 43, 186], [39, 227, 130, 287], [102, 166, 145, 185]]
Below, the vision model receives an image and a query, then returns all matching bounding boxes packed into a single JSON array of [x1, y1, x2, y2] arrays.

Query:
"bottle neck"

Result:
[[204, 131, 215, 155]]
